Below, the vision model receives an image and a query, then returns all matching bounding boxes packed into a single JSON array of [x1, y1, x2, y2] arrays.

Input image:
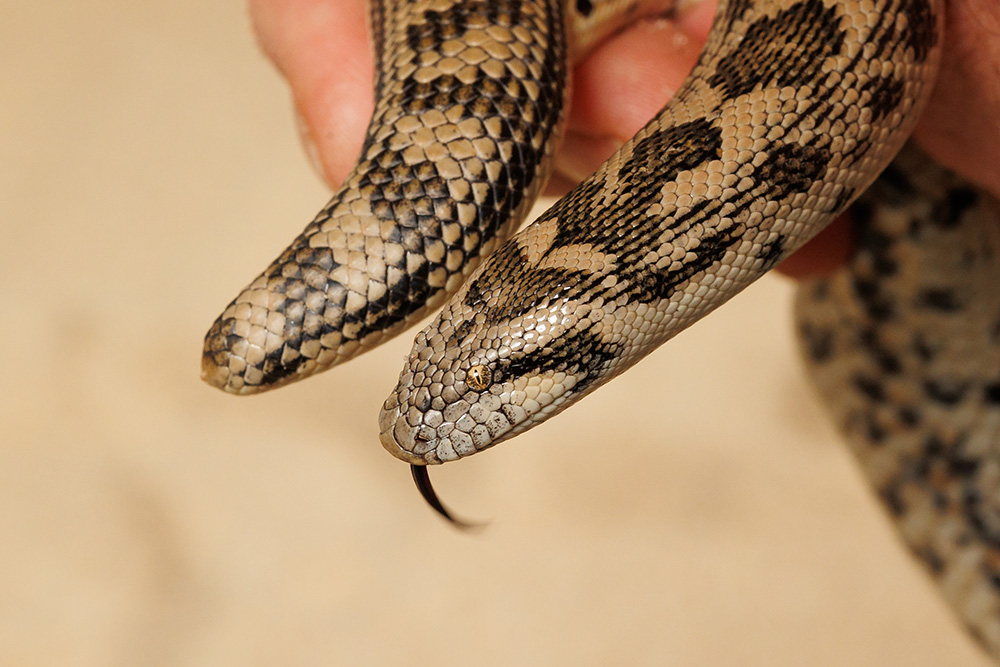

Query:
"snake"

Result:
[[201, 0, 1000, 658]]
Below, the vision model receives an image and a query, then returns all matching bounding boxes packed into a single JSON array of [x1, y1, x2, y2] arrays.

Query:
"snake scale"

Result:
[[202, 0, 1000, 658]]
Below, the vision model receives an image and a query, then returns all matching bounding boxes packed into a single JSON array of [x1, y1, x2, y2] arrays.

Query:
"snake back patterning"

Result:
[[379, 0, 943, 464], [796, 146, 1000, 655], [202, 0, 694, 394], [202, 0, 574, 394], [201, 0, 1000, 660]]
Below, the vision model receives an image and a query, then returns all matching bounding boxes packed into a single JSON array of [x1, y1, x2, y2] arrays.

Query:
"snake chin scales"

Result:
[[205, 0, 1000, 659]]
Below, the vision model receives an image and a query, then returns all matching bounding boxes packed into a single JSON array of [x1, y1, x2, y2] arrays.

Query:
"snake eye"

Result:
[[466, 364, 492, 391]]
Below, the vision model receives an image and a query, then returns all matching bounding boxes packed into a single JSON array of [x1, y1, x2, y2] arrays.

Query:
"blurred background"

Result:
[[1, 1, 991, 665]]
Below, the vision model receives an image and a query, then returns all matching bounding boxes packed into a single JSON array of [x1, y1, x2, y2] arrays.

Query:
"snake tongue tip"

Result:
[[410, 464, 486, 532]]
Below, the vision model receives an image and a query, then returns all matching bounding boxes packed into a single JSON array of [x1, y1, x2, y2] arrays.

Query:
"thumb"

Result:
[[249, 0, 373, 188]]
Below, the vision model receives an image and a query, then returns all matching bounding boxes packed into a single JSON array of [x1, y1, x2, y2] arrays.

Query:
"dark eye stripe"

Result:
[[497, 327, 619, 392]]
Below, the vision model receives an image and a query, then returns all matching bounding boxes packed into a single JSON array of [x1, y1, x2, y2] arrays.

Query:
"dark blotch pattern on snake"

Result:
[[202, 0, 1000, 659]]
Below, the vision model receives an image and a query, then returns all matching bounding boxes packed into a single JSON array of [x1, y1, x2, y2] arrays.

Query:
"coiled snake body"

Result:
[[203, 0, 1000, 657]]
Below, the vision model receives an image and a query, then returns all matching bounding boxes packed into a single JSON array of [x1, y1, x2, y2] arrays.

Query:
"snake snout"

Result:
[[378, 395, 437, 465]]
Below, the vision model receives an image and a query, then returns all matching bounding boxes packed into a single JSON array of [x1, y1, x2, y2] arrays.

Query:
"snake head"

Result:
[[378, 237, 624, 464]]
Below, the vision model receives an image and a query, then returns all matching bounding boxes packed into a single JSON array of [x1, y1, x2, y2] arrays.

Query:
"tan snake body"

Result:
[[202, 0, 679, 393], [201, 0, 1000, 658], [797, 148, 1000, 654]]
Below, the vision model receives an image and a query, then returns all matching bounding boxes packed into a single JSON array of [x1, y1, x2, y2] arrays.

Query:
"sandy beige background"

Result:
[[1, 1, 992, 665]]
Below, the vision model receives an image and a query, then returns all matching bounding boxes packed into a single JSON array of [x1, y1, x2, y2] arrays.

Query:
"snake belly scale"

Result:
[[201, 0, 1000, 659]]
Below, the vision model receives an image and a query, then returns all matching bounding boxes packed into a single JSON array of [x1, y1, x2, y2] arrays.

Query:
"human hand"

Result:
[[248, 0, 1000, 277], [247, 0, 713, 186]]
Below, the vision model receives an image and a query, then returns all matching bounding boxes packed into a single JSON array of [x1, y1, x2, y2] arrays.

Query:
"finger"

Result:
[[547, 4, 712, 192], [774, 214, 855, 279], [913, 0, 1000, 198], [249, 0, 373, 187]]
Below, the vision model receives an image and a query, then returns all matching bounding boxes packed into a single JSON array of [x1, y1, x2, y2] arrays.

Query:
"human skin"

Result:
[[247, 0, 1000, 277]]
